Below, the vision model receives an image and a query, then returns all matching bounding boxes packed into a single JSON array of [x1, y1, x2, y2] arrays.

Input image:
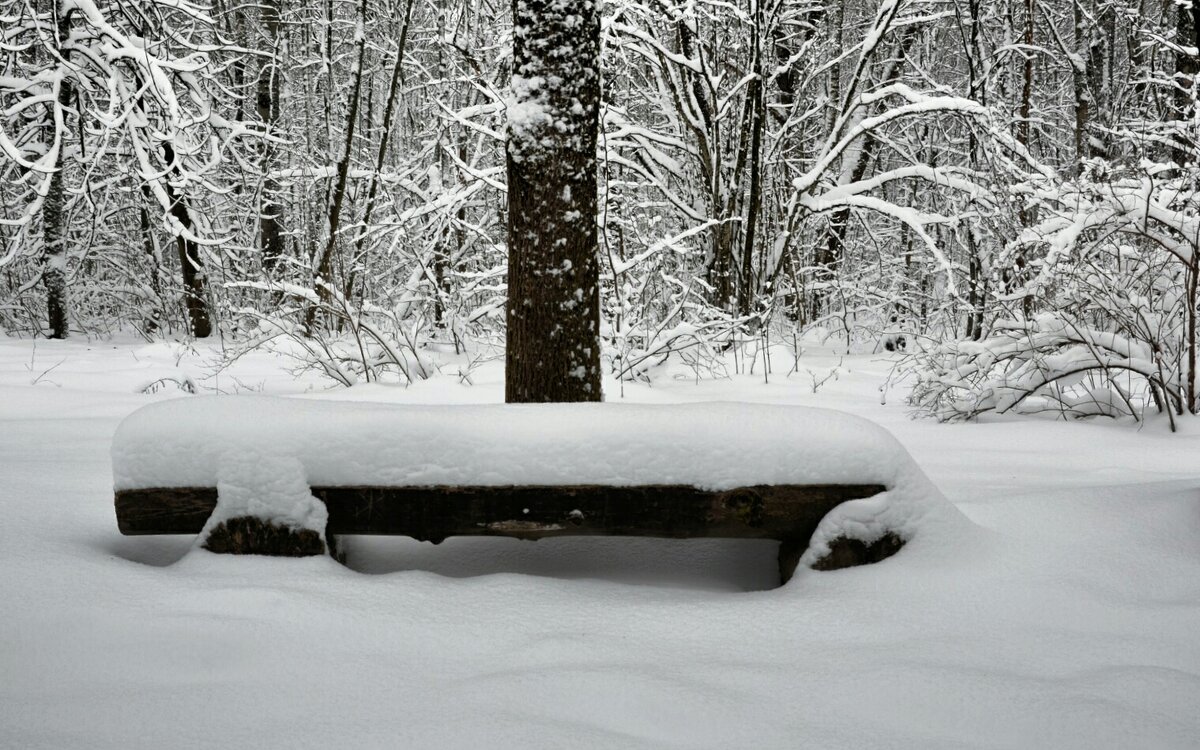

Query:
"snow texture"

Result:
[[199, 451, 328, 542], [4, 339, 1199, 750]]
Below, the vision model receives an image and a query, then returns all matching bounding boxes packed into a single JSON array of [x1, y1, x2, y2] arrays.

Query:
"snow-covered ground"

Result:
[[1, 336, 1198, 749]]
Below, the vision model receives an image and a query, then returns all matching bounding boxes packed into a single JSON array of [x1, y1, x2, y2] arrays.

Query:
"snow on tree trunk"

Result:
[[505, 0, 602, 403], [257, 0, 286, 278], [310, 0, 368, 333], [162, 142, 212, 339], [41, 9, 72, 340], [42, 113, 68, 339]]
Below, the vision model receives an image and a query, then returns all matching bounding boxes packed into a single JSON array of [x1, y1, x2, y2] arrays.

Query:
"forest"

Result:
[[3, 3, 1200, 747], [2, 0, 1199, 422]]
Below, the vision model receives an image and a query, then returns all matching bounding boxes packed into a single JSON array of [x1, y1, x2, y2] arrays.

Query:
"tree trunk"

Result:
[[1173, 0, 1200, 166], [1184, 0, 1200, 413], [738, 8, 766, 319], [505, 0, 603, 403], [813, 26, 917, 320], [1013, 0, 1036, 316], [42, 9, 73, 340], [309, 0, 368, 330], [139, 185, 164, 332], [162, 142, 212, 339], [1071, 0, 1092, 172], [346, 0, 415, 301], [257, 0, 286, 277], [1018, 0, 1035, 157]]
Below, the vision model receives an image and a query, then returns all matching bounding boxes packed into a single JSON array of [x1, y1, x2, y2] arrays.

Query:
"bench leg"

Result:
[[326, 528, 346, 564], [777, 538, 805, 586], [810, 533, 904, 571], [203, 516, 333, 558], [778, 532, 907, 583]]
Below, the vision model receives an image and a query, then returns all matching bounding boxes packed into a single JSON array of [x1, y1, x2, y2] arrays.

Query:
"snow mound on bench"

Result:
[[199, 451, 328, 541], [113, 397, 967, 561]]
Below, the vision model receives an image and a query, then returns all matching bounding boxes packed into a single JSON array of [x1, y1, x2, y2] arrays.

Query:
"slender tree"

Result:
[[257, 0, 287, 278], [41, 3, 72, 339]]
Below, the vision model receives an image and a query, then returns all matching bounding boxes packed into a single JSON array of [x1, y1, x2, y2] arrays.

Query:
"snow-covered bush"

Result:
[[910, 162, 1199, 425], [909, 312, 1173, 421], [223, 282, 439, 386]]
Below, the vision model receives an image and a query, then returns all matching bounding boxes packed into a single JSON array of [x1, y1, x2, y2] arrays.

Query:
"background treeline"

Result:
[[2, 0, 1198, 423]]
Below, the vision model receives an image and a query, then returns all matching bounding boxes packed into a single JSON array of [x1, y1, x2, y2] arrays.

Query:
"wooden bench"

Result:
[[112, 399, 911, 584]]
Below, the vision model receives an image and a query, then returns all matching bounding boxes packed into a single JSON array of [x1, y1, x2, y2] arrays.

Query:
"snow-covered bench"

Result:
[[112, 398, 944, 583]]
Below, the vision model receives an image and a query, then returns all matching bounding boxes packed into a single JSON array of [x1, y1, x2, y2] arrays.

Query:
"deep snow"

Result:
[[1, 336, 1199, 749]]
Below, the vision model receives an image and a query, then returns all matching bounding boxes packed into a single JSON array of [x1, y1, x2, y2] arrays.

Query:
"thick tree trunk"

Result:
[[505, 0, 602, 402]]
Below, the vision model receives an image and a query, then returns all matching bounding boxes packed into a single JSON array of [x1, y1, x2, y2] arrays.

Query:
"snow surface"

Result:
[[2, 337, 1200, 749], [112, 398, 937, 492]]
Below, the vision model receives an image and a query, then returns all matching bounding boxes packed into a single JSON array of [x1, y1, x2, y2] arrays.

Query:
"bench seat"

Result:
[[112, 398, 932, 582]]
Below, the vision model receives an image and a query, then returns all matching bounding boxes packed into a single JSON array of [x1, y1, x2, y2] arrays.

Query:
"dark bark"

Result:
[[42, 127, 69, 339], [42, 8, 73, 339], [125, 62, 212, 337], [965, 230, 985, 340], [309, 0, 369, 330], [673, 23, 729, 308], [115, 483, 885, 539], [1011, 0, 1036, 316], [257, 0, 286, 277], [505, 0, 602, 402], [737, 8, 766, 318], [1173, 0, 1200, 166], [1187, 253, 1197, 414], [809, 533, 905, 572], [813, 26, 917, 319], [119, 483, 890, 584], [346, 0, 416, 301], [772, 21, 795, 114], [162, 143, 212, 338], [1018, 0, 1035, 157], [809, 2, 848, 320], [204, 516, 328, 557], [1088, 0, 1114, 158], [1072, 0, 1092, 170], [139, 185, 164, 332], [963, 0, 986, 341]]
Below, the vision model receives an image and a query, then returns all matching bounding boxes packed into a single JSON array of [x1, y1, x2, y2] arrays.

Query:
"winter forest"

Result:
[[3, 1, 1200, 748], [3, 0, 1199, 420]]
